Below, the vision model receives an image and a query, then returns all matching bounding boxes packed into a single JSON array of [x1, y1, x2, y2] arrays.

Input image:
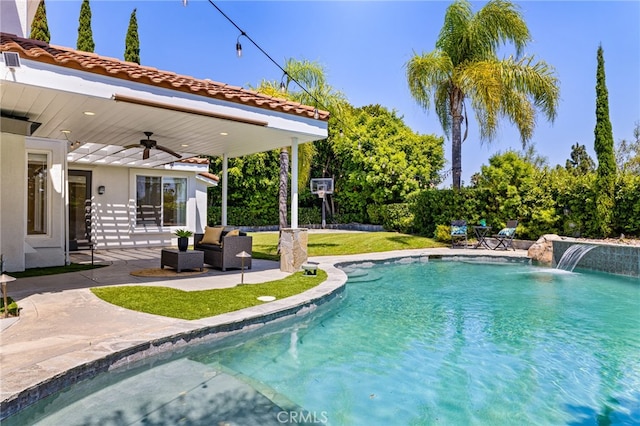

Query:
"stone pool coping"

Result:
[[0, 247, 529, 419]]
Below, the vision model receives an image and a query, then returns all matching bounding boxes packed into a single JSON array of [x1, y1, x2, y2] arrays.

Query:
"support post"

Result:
[[221, 153, 228, 226], [290, 137, 299, 229]]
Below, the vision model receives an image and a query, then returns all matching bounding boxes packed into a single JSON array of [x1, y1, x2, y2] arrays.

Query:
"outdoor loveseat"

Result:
[[194, 226, 252, 271]]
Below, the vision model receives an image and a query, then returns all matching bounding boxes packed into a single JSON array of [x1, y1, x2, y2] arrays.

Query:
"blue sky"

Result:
[[44, 1, 640, 185]]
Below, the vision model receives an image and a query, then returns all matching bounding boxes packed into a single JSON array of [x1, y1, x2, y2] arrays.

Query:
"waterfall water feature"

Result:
[[556, 244, 597, 272]]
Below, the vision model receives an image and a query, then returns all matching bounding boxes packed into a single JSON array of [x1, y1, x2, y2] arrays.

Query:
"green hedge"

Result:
[[205, 172, 640, 238]]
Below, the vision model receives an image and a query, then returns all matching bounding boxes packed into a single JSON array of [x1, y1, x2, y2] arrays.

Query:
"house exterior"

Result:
[[0, 4, 328, 273]]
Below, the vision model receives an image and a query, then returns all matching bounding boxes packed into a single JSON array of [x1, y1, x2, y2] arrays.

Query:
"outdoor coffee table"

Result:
[[160, 249, 204, 272], [473, 226, 492, 249]]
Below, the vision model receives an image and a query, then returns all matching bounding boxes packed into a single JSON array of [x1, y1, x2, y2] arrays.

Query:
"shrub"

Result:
[[379, 203, 414, 233], [433, 224, 452, 243], [0, 296, 20, 316]]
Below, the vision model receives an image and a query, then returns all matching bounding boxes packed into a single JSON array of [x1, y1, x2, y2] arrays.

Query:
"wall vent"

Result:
[[2, 52, 21, 68]]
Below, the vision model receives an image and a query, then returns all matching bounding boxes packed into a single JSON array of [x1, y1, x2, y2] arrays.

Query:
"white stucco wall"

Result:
[[195, 178, 210, 233], [0, 132, 26, 272], [76, 165, 206, 249]]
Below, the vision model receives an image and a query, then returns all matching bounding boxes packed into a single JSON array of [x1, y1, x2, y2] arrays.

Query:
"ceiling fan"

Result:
[[125, 131, 182, 160]]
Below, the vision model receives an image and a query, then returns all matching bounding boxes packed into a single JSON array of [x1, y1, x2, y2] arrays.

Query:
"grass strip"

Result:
[[91, 269, 327, 320], [251, 231, 443, 260], [10, 263, 106, 278]]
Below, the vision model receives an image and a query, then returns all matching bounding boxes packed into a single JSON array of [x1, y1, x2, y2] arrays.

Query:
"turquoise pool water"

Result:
[[7, 259, 640, 425]]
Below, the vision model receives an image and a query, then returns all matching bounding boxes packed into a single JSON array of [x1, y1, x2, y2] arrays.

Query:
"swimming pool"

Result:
[[6, 258, 640, 425]]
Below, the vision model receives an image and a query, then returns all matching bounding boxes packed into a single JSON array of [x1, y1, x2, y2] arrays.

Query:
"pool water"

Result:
[[7, 259, 640, 425]]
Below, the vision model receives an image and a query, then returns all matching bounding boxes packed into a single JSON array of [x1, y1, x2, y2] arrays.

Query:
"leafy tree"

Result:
[[565, 143, 595, 174], [76, 0, 95, 52], [124, 8, 140, 64], [473, 150, 558, 238], [330, 105, 445, 222], [593, 45, 616, 237], [30, 0, 50, 43], [522, 144, 548, 169], [406, 0, 559, 190], [615, 121, 640, 174], [207, 152, 280, 225]]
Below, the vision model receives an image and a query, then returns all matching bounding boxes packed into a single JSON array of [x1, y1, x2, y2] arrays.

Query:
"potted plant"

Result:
[[174, 229, 193, 252]]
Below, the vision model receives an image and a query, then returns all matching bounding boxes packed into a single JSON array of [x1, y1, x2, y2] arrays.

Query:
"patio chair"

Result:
[[492, 220, 518, 251], [450, 220, 468, 248]]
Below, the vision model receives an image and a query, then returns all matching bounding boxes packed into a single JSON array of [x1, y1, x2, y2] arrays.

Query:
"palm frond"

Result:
[[284, 58, 326, 92], [434, 83, 453, 137], [436, 0, 473, 64], [296, 142, 316, 188], [251, 79, 288, 98], [501, 89, 535, 145], [499, 55, 560, 122], [469, 0, 530, 59], [457, 60, 503, 141], [406, 50, 453, 111]]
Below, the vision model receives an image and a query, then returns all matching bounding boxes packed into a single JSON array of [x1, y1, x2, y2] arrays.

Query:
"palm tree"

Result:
[[406, 0, 559, 189], [255, 58, 346, 233]]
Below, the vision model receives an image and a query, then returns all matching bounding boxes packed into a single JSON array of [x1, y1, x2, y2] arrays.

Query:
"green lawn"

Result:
[[251, 231, 444, 260], [92, 270, 327, 320]]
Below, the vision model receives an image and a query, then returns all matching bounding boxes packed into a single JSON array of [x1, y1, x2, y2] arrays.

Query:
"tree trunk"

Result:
[[451, 88, 464, 190], [277, 147, 289, 253]]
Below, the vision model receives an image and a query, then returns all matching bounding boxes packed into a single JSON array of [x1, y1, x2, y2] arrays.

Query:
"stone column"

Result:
[[280, 228, 308, 272]]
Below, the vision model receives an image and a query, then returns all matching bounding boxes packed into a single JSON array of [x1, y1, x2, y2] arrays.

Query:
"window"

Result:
[[27, 153, 48, 235], [162, 177, 187, 226], [136, 176, 187, 226]]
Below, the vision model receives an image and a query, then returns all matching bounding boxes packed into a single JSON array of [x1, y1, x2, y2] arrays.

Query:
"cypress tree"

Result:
[[77, 0, 95, 52], [593, 44, 616, 237], [30, 0, 50, 43], [124, 8, 140, 64]]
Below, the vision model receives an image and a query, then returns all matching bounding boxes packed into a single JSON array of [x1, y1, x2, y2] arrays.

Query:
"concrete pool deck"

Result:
[[0, 244, 530, 418]]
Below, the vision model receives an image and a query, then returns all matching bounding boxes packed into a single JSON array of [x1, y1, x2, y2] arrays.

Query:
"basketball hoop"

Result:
[[310, 178, 334, 229]]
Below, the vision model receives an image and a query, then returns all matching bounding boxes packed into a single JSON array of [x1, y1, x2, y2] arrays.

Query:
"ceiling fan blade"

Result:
[[143, 148, 150, 160], [156, 145, 183, 159], [123, 144, 141, 150]]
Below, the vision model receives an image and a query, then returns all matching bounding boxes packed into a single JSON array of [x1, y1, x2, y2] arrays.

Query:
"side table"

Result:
[[473, 226, 492, 249], [161, 249, 204, 272]]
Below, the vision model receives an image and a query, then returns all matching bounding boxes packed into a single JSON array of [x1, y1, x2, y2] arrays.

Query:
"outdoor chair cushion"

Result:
[[497, 227, 515, 237], [201, 225, 224, 244], [195, 242, 222, 251], [451, 225, 467, 235]]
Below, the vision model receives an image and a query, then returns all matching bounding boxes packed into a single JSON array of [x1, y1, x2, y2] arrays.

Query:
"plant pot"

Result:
[[177, 237, 189, 252]]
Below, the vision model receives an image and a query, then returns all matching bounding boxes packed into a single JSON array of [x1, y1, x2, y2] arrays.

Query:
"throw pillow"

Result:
[[226, 229, 240, 237], [201, 226, 224, 244]]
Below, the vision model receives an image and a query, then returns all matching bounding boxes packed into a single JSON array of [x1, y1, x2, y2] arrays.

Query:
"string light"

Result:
[[206, 0, 329, 121], [236, 32, 245, 58]]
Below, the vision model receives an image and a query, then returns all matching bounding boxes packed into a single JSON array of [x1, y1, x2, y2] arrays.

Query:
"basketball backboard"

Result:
[[310, 178, 334, 195]]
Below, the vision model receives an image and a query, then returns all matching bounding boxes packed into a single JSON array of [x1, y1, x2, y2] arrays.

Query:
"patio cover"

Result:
[[0, 32, 329, 227]]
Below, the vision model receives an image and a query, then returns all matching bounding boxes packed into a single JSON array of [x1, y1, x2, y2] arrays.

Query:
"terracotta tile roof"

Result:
[[198, 172, 219, 182], [0, 32, 330, 121], [179, 157, 210, 165]]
